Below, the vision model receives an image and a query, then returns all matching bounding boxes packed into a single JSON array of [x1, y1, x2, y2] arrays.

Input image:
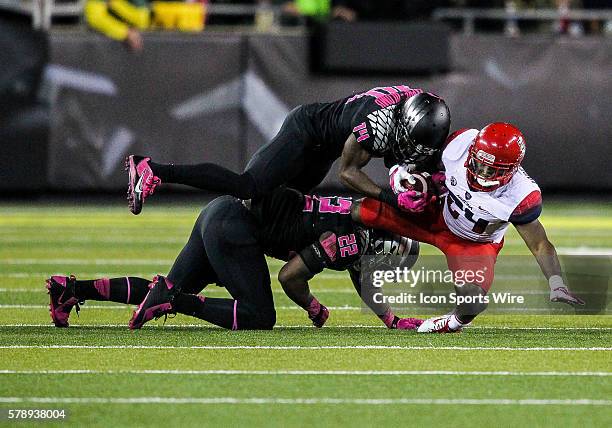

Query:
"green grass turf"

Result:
[[0, 200, 610, 427]]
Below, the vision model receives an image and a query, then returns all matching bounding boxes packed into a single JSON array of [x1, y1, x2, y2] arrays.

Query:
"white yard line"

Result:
[[3, 251, 611, 267], [0, 305, 359, 310], [0, 285, 564, 292], [557, 247, 612, 256], [0, 273, 348, 280], [0, 345, 609, 351], [0, 237, 185, 244], [0, 324, 610, 331], [1, 259, 174, 265], [0, 397, 608, 406], [0, 305, 591, 312], [0, 369, 609, 377]]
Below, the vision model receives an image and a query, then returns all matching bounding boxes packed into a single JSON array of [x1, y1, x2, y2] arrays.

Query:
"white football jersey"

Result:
[[442, 129, 540, 243]]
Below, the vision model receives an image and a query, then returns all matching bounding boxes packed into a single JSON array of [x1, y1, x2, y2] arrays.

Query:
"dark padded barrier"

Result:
[[47, 32, 244, 190], [0, 19, 49, 192], [312, 21, 451, 74], [40, 31, 612, 192]]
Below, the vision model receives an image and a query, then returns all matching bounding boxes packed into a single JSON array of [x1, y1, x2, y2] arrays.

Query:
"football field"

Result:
[[0, 200, 610, 426]]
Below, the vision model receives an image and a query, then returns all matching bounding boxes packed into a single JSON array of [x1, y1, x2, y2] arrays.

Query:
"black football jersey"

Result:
[[305, 85, 424, 160], [249, 188, 366, 272]]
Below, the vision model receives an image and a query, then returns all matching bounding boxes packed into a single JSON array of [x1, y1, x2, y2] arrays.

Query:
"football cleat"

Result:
[[550, 287, 585, 306], [309, 304, 329, 328], [46, 275, 82, 328], [126, 155, 161, 215], [396, 317, 424, 330], [417, 314, 462, 333], [129, 276, 176, 330]]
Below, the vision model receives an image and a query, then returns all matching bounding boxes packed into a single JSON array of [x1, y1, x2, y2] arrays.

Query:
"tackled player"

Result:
[[352, 123, 584, 333]]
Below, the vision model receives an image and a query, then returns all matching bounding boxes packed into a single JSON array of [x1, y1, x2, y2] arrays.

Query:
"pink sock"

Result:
[[306, 298, 322, 318], [93, 278, 110, 300], [379, 310, 395, 328]]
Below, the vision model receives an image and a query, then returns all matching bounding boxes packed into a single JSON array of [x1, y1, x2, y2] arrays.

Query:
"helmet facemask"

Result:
[[465, 147, 517, 192], [356, 229, 418, 272]]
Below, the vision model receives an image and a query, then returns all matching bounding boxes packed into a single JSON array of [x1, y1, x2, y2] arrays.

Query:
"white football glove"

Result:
[[389, 164, 414, 195]]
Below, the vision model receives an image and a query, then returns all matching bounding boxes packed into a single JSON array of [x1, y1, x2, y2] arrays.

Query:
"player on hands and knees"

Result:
[[126, 88, 450, 214], [278, 229, 422, 330], [351, 122, 584, 333], [48, 187, 422, 330]]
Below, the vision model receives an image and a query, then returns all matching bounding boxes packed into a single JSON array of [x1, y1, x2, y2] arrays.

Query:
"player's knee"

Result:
[[242, 303, 276, 330], [454, 283, 488, 318], [277, 264, 291, 287], [257, 308, 276, 330]]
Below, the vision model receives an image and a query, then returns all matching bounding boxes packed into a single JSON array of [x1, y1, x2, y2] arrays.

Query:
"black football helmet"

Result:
[[392, 93, 451, 164], [354, 228, 420, 272]]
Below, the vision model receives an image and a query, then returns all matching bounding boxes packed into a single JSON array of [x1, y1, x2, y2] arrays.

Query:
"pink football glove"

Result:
[[397, 191, 428, 213], [307, 298, 329, 328], [396, 318, 424, 330], [431, 172, 448, 195]]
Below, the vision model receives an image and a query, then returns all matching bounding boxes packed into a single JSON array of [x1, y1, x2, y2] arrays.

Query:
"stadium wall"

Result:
[[24, 31, 612, 192]]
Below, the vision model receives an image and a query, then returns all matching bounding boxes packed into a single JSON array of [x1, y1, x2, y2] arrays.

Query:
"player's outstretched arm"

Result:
[[515, 219, 585, 306], [277, 256, 329, 328]]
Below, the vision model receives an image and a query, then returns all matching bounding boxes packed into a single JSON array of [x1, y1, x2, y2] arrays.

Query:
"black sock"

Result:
[[75, 277, 151, 305], [174, 294, 236, 329], [149, 162, 257, 199], [173, 294, 275, 330], [149, 162, 174, 182]]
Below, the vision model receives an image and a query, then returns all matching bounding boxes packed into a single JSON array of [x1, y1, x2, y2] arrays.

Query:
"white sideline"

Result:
[[0, 324, 611, 331], [0, 397, 609, 406], [0, 369, 610, 377], [1, 345, 610, 351]]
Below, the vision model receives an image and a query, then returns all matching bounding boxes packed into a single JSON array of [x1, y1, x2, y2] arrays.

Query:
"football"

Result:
[[400, 171, 432, 194]]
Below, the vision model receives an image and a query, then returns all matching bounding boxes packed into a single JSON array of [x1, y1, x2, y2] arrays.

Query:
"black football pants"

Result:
[[154, 105, 335, 199], [167, 196, 276, 329]]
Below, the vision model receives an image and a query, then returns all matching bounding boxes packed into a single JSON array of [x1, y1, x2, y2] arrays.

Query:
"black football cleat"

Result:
[[46, 275, 82, 328], [129, 276, 176, 329]]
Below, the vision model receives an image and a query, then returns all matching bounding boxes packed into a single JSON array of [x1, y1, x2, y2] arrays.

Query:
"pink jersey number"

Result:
[[304, 196, 352, 215], [338, 234, 358, 257]]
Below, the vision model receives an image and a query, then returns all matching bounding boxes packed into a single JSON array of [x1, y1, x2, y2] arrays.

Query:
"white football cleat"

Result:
[[417, 314, 463, 333], [550, 287, 585, 306]]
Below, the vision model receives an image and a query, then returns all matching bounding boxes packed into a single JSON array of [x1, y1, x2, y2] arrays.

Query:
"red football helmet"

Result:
[[465, 123, 526, 191]]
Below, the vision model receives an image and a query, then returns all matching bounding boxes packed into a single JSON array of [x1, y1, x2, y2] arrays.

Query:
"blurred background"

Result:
[[1, 0, 611, 198]]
